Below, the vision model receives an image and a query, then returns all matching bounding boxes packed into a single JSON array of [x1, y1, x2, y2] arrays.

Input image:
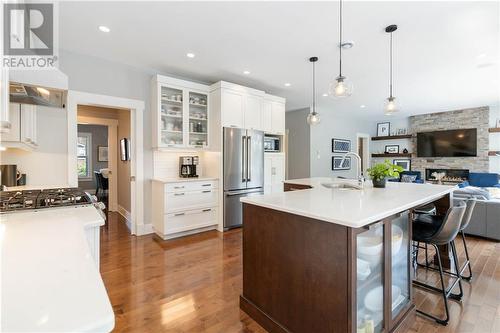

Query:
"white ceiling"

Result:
[[59, 1, 499, 119]]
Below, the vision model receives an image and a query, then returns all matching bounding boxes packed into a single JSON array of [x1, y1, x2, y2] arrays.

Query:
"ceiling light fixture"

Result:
[[284, 83, 291, 87], [384, 24, 400, 115], [307, 57, 320, 126], [360, 105, 366, 108], [98, 26, 110, 33], [243, 70, 251, 75], [329, 0, 353, 98], [322, 93, 328, 97], [186, 53, 195, 58]]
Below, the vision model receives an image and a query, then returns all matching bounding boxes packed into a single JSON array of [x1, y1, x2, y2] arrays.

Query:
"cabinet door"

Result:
[[262, 100, 272, 133], [390, 214, 411, 322], [244, 94, 262, 130], [264, 155, 272, 187], [0, 69, 9, 133], [272, 154, 285, 185], [160, 85, 185, 147], [271, 102, 285, 135], [0, 104, 20, 142], [221, 90, 244, 128], [188, 90, 209, 148], [21, 104, 36, 145]]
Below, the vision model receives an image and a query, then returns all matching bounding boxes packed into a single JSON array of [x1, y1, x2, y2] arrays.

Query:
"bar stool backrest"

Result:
[[431, 201, 467, 246], [459, 199, 477, 231]]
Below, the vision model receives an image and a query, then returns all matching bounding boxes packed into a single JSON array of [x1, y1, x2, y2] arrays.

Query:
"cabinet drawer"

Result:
[[165, 207, 217, 234], [165, 189, 218, 212], [165, 180, 218, 193]]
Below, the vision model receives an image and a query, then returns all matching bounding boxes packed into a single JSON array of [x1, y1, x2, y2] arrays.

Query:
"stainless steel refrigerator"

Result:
[[223, 127, 264, 229]]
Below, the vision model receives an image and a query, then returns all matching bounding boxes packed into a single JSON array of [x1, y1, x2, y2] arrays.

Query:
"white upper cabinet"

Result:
[[0, 103, 38, 150], [152, 75, 210, 149], [244, 94, 262, 130], [0, 69, 10, 133], [221, 89, 244, 128], [263, 94, 286, 135]]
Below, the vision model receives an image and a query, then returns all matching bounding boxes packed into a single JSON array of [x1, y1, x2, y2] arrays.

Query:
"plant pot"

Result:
[[372, 178, 387, 188]]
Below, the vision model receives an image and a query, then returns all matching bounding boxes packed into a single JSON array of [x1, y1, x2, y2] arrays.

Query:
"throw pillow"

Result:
[[401, 175, 418, 183]]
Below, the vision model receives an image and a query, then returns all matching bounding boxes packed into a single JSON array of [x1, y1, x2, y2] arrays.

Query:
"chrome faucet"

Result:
[[340, 152, 365, 189]]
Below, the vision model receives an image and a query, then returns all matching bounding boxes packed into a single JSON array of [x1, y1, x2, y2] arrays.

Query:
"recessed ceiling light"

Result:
[[243, 70, 251, 75], [186, 53, 195, 58], [340, 40, 355, 49], [360, 105, 366, 108], [284, 83, 291, 87], [98, 26, 110, 33], [322, 93, 328, 97]]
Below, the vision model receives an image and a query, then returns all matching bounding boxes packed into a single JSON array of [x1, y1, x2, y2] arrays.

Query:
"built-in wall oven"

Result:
[[264, 135, 281, 152]]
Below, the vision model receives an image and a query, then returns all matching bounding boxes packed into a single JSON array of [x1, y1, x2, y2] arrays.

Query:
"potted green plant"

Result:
[[367, 160, 404, 188]]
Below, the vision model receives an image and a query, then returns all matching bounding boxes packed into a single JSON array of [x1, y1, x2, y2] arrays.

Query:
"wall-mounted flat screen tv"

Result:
[[417, 128, 477, 157]]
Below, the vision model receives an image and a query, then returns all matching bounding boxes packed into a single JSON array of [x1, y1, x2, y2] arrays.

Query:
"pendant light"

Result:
[[307, 57, 320, 125], [384, 24, 399, 115], [329, 0, 353, 98]]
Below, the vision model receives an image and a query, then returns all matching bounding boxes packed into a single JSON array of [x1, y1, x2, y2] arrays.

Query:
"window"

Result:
[[77, 132, 92, 179]]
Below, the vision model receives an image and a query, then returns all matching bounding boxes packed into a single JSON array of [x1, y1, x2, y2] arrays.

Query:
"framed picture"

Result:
[[385, 145, 400, 154], [97, 146, 108, 162], [332, 156, 351, 170], [377, 122, 390, 137], [332, 138, 351, 153], [120, 138, 130, 161], [393, 159, 411, 171]]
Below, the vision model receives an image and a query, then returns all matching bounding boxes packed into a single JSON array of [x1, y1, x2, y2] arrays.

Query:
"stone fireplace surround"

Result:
[[410, 106, 490, 175]]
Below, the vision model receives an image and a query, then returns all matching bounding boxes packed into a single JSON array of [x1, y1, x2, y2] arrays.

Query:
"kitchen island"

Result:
[[240, 177, 455, 333]]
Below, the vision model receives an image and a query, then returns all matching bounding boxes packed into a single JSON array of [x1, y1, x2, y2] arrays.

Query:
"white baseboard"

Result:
[[136, 223, 154, 236], [117, 205, 132, 231]]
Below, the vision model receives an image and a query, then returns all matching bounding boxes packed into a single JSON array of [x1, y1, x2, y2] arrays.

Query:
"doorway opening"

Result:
[[357, 133, 370, 177]]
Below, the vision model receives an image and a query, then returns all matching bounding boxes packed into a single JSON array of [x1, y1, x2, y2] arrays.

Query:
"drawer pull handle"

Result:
[[174, 193, 185, 196], [202, 208, 212, 212], [174, 186, 185, 189], [202, 190, 211, 193], [174, 212, 185, 216], [201, 184, 211, 187]]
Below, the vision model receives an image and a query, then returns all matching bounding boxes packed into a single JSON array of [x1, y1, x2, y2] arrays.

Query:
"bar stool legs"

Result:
[[459, 231, 473, 281]]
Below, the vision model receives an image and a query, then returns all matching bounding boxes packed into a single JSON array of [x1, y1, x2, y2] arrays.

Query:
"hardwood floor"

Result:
[[100, 213, 500, 333]]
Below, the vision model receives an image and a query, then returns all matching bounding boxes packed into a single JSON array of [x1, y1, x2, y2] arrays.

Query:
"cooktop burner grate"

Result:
[[0, 188, 92, 213]]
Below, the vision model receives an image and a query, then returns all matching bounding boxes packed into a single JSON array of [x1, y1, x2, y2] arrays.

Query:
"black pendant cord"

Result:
[[312, 60, 316, 113], [339, 0, 343, 78], [389, 31, 393, 99]]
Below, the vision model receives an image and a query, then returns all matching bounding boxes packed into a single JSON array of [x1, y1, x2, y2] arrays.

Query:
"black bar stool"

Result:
[[454, 198, 477, 281], [412, 201, 466, 325]]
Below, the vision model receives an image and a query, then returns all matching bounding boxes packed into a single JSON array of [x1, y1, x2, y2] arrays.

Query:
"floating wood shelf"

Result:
[[371, 134, 413, 141], [489, 128, 500, 133], [371, 153, 413, 158], [488, 151, 500, 156]]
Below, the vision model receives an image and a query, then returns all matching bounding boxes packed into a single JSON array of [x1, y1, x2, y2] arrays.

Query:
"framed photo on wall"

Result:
[[332, 156, 351, 170], [393, 159, 411, 171], [97, 146, 108, 162], [332, 138, 351, 153], [377, 122, 390, 137], [385, 145, 400, 154]]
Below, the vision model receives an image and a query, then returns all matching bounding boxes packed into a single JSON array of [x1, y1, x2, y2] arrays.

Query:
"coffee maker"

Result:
[[179, 156, 199, 178]]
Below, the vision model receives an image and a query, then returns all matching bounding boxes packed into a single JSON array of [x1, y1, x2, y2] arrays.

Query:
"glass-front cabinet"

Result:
[[153, 75, 210, 149], [354, 211, 412, 333]]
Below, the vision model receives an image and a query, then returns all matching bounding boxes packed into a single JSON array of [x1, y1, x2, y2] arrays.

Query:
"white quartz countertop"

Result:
[[152, 177, 218, 183], [5, 184, 72, 191], [240, 177, 455, 228], [1, 206, 115, 332]]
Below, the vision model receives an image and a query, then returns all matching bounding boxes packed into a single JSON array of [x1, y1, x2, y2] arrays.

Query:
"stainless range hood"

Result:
[[9, 82, 66, 108]]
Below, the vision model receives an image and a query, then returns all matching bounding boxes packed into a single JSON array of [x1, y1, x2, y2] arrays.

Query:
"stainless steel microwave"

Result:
[[264, 136, 280, 152]]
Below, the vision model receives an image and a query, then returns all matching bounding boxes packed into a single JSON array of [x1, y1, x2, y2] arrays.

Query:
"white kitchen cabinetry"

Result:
[[263, 94, 286, 135], [152, 75, 210, 149], [0, 69, 10, 133], [212, 82, 264, 131], [0, 103, 37, 150], [152, 179, 219, 239], [264, 153, 285, 194]]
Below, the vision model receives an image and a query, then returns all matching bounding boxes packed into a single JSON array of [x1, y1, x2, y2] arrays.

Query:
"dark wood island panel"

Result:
[[240, 203, 350, 333]]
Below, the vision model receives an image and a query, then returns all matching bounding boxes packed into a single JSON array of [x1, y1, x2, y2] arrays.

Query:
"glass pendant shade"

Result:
[[384, 97, 399, 115], [329, 76, 353, 98], [307, 111, 321, 125]]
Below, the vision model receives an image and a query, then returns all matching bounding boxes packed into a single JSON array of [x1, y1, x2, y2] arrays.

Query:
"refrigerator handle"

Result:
[[242, 136, 247, 182], [247, 136, 251, 182]]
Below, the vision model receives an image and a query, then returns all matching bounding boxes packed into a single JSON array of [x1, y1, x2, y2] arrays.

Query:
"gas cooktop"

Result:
[[0, 188, 94, 213]]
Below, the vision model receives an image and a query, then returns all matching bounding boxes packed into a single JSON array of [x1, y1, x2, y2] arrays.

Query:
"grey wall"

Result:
[[77, 124, 108, 190], [309, 108, 372, 178], [286, 108, 310, 179]]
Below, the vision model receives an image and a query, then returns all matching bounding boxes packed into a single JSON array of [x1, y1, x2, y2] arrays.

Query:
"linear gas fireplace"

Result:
[[425, 168, 469, 184]]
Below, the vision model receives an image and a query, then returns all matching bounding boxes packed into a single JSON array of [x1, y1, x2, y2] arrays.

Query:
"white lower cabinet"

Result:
[[264, 153, 285, 194], [152, 179, 219, 239]]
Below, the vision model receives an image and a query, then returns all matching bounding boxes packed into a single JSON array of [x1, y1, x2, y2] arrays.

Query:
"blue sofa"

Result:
[[467, 172, 500, 188]]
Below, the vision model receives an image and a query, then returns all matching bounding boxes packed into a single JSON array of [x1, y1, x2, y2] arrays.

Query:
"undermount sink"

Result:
[[321, 181, 363, 190]]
